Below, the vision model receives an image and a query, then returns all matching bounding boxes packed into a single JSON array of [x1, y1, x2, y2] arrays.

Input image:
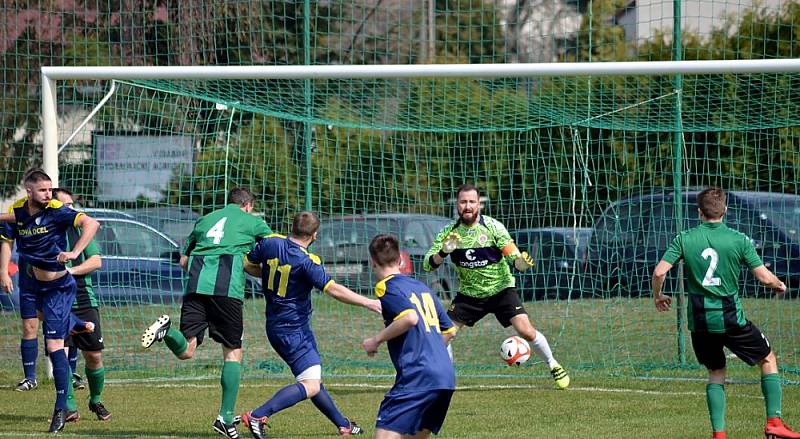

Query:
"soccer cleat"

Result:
[[712, 431, 726, 439], [765, 418, 800, 439], [213, 415, 241, 438], [89, 401, 112, 421], [48, 408, 67, 433], [241, 411, 269, 439], [72, 373, 86, 390], [339, 419, 364, 436], [141, 314, 171, 348], [550, 364, 570, 389], [15, 378, 38, 391], [65, 410, 80, 423]]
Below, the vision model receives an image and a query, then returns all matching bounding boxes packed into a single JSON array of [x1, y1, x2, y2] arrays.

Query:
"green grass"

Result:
[[0, 295, 799, 437], [0, 373, 799, 438]]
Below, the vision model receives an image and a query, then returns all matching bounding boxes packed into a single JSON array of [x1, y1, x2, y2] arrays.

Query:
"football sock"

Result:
[[50, 349, 70, 410], [252, 382, 307, 419], [66, 375, 77, 412], [164, 328, 188, 356], [529, 330, 558, 369], [761, 373, 782, 419], [311, 384, 348, 428], [86, 367, 105, 404], [20, 338, 37, 380], [706, 383, 726, 432], [68, 347, 79, 374], [219, 361, 241, 424]]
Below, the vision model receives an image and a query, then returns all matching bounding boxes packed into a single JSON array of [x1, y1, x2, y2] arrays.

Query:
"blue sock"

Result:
[[49, 349, 69, 410], [311, 384, 349, 428], [68, 348, 79, 375], [20, 338, 38, 381], [252, 382, 307, 419]]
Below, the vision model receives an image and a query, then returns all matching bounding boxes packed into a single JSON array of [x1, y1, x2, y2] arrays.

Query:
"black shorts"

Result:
[[179, 293, 243, 349], [65, 307, 104, 352], [447, 287, 527, 328], [691, 320, 771, 370]]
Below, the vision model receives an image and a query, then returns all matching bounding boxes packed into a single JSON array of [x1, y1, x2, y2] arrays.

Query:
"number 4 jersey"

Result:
[[375, 274, 456, 394], [661, 221, 764, 333], [182, 203, 272, 300]]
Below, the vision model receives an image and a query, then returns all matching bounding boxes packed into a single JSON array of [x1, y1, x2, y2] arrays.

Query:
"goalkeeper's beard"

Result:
[[459, 211, 478, 226]]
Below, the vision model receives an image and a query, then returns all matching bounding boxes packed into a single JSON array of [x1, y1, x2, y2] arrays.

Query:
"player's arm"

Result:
[[424, 226, 459, 272], [243, 255, 261, 277], [362, 310, 418, 356], [651, 260, 673, 311], [0, 212, 15, 222], [58, 214, 100, 264], [67, 254, 101, 276], [751, 266, 787, 295], [324, 282, 382, 314], [0, 238, 12, 293]]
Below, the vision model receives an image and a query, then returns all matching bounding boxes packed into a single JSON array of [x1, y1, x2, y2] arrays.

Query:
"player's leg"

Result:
[[497, 288, 569, 389], [142, 294, 202, 358], [68, 345, 85, 390], [17, 285, 40, 390], [62, 342, 79, 421], [691, 331, 727, 438], [445, 293, 487, 364], [41, 276, 78, 432], [74, 307, 111, 420]]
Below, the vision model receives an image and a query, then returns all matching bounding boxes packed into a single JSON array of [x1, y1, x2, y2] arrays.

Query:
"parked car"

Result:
[[512, 227, 593, 300], [313, 214, 460, 298], [123, 206, 200, 246], [586, 191, 800, 298]]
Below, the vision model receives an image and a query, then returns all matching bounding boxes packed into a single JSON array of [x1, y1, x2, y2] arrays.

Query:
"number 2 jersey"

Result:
[[375, 274, 456, 395], [246, 235, 333, 332], [423, 215, 518, 299], [182, 203, 272, 300], [661, 221, 764, 333]]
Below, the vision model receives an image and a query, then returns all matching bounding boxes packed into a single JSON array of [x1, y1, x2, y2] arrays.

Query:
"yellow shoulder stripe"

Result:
[[322, 279, 335, 293], [442, 327, 457, 334], [47, 199, 64, 209], [11, 198, 27, 209], [394, 309, 416, 321], [266, 233, 286, 239], [308, 253, 321, 265], [72, 212, 85, 227], [374, 275, 395, 298]]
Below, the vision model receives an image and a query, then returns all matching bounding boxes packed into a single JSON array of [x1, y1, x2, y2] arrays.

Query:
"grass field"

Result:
[[0, 295, 799, 437]]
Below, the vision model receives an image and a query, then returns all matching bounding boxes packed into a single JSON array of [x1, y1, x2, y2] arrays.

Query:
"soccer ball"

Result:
[[500, 336, 531, 367]]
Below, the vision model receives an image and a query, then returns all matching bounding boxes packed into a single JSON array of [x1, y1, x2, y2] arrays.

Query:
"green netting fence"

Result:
[[2, 0, 800, 383]]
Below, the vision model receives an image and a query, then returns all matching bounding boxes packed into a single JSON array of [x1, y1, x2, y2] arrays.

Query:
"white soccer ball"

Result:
[[500, 336, 531, 367]]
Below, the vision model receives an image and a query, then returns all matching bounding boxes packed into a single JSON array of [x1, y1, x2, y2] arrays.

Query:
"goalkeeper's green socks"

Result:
[[164, 328, 188, 357], [706, 383, 726, 433]]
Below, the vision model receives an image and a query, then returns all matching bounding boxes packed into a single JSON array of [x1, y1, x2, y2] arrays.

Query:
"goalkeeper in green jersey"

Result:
[[652, 186, 799, 439], [141, 187, 273, 439], [424, 183, 569, 389]]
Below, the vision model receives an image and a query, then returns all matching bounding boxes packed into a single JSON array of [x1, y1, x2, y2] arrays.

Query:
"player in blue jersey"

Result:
[[362, 234, 456, 439], [240, 211, 381, 439], [0, 170, 100, 433]]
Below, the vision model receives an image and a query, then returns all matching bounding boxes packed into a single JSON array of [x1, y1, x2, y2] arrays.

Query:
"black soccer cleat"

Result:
[[15, 378, 37, 391], [65, 410, 80, 423], [72, 373, 86, 390], [48, 408, 67, 433], [241, 411, 269, 439], [89, 401, 112, 421], [339, 419, 364, 436], [141, 314, 171, 348], [213, 415, 241, 438]]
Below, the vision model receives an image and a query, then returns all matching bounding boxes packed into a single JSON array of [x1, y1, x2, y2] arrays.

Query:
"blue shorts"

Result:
[[37, 275, 77, 340], [18, 263, 38, 319], [267, 326, 321, 376], [376, 389, 454, 435]]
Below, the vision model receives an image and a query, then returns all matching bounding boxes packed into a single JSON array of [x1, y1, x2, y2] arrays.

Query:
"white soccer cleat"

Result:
[[141, 315, 171, 349]]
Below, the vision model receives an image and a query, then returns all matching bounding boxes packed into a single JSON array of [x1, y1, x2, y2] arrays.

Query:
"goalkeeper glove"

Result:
[[514, 251, 534, 272], [438, 232, 460, 257]]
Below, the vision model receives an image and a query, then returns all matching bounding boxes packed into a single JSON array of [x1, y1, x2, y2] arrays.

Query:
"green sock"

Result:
[[707, 383, 726, 432], [86, 367, 105, 405], [761, 373, 782, 419], [164, 328, 188, 357], [219, 361, 241, 424], [66, 377, 77, 412]]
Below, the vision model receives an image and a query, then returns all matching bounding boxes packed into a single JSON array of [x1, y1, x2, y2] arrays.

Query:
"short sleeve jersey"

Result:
[[661, 221, 763, 333], [7, 198, 82, 272], [247, 235, 333, 331], [375, 274, 456, 394], [65, 227, 101, 309], [182, 204, 272, 300], [423, 215, 516, 298]]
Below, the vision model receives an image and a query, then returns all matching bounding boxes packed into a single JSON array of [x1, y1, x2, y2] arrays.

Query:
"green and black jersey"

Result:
[[423, 215, 519, 299], [661, 222, 763, 333], [182, 204, 272, 300], [65, 227, 101, 309]]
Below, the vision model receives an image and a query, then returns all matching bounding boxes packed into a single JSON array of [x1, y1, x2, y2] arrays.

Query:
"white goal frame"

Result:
[[41, 59, 800, 185]]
